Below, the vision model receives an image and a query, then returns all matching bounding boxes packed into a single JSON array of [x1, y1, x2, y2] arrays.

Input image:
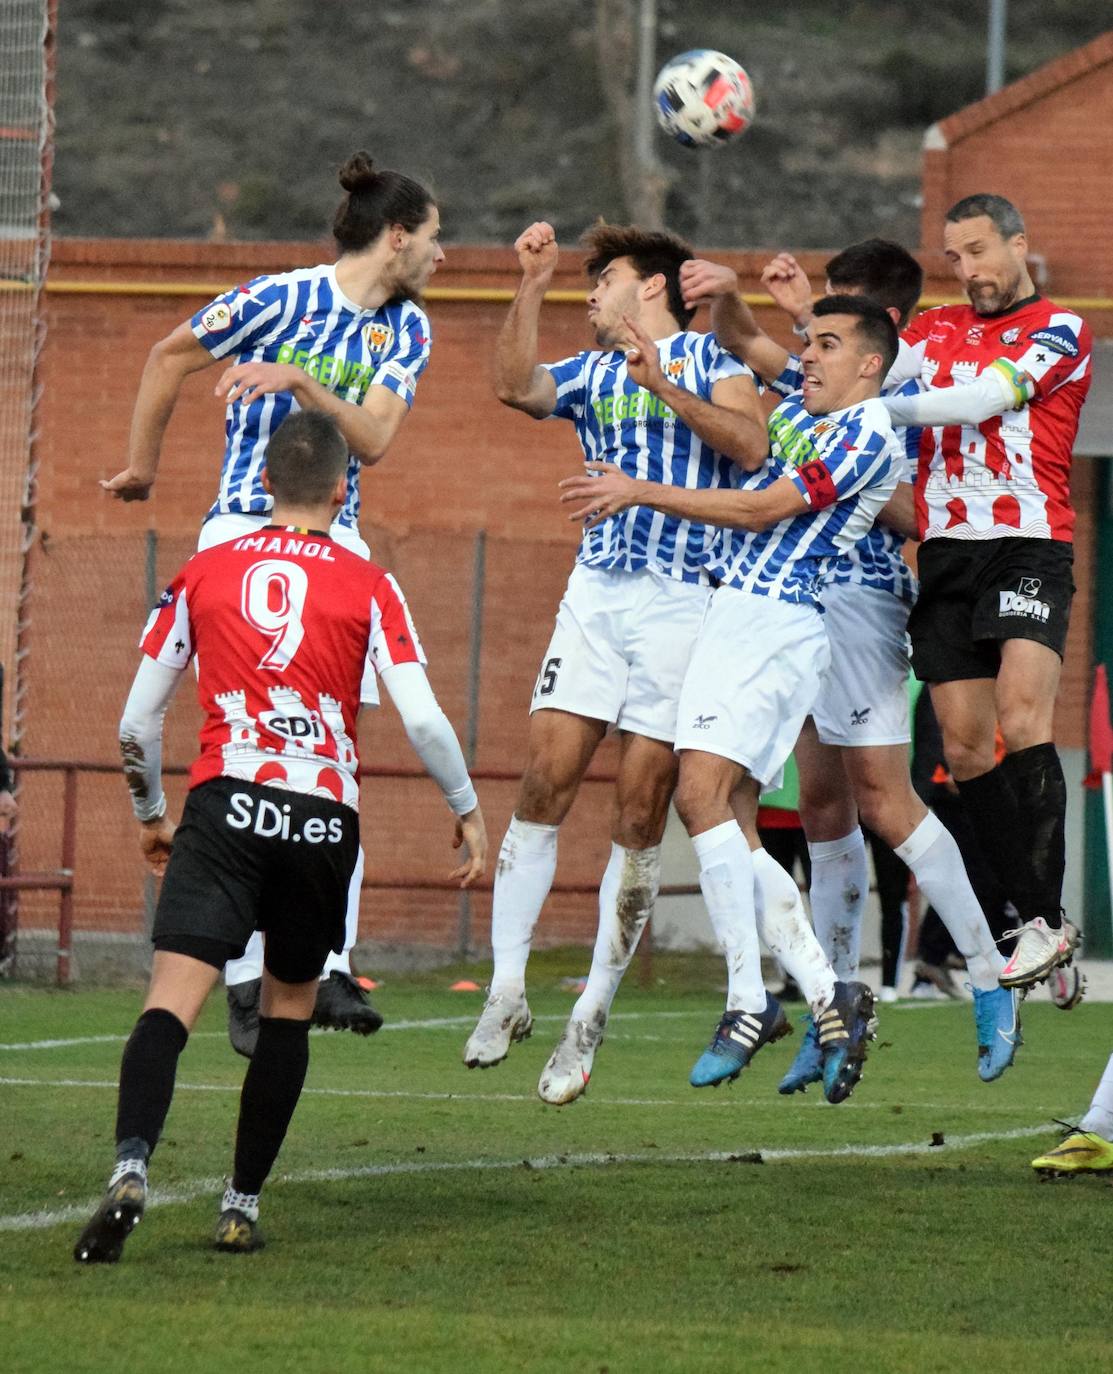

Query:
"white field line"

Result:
[[0, 1001, 958, 1054], [0, 1073, 1048, 1118], [0, 1123, 1051, 1236]]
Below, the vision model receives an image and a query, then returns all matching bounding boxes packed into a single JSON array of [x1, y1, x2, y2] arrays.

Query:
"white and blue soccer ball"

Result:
[[653, 49, 755, 149]]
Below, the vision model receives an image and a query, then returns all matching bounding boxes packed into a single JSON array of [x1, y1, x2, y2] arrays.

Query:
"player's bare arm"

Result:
[[877, 482, 917, 539], [761, 253, 815, 330], [681, 259, 792, 383], [214, 363, 410, 467], [560, 461, 807, 532], [621, 314, 768, 469], [451, 807, 488, 888], [493, 220, 560, 418], [101, 323, 215, 502]]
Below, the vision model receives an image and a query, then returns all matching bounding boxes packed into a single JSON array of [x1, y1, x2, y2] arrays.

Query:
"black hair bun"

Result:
[[338, 151, 377, 194]]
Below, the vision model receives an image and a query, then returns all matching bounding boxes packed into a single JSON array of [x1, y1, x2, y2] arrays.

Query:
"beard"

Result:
[[967, 267, 1024, 315]]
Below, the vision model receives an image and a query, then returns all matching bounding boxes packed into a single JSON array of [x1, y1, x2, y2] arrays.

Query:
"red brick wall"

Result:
[[920, 38, 1113, 301], [14, 236, 1102, 962]]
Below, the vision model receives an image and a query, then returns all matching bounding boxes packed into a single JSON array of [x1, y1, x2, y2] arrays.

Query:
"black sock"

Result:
[[231, 1015, 311, 1197], [115, 1007, 189, 1161], [955, 765, 1038, 920], [1001, 743, 1067, 922]]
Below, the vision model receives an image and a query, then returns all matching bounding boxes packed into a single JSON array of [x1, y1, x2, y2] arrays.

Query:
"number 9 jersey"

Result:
[[139, 526, 425, 809]]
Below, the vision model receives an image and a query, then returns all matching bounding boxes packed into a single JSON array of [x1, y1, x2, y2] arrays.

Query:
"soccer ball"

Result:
[[653, 49, 755, 149]]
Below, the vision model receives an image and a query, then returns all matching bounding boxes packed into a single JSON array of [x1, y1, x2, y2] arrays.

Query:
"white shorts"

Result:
[[813, 582, 912, 747], [530, 563, 711, 743], [198, 511, 379, 706], [674, 587, 830, 787]]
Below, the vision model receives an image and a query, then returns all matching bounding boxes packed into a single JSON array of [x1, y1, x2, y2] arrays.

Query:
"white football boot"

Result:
[[537, 1014, 606, 1105], [462, 991, 532, 1068], [999, 917, 1080, 989]]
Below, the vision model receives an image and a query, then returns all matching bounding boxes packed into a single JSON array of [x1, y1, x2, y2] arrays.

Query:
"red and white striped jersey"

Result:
[[140, 526, 425, 808], [900, 296, 1092, 542]]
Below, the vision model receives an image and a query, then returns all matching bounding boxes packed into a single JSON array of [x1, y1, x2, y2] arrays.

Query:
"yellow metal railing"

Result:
[[3, 277, 1112, 310]]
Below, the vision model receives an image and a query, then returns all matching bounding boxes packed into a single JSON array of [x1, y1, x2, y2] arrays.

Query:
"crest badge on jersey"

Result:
[[1028, 325, 1080, 358], [665, 358, 686, 380], [201, 302, 232, 332], [363, 321, 395, 355], [1001, 327, 1022, 345]]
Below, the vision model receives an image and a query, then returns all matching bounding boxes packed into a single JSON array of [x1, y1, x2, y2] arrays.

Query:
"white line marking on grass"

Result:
[[0, 1002, 966, 1054], [0, 1010, 712, 1053], [0, 1123, 1053, 1236], [0, 1074, 1048, 1118]]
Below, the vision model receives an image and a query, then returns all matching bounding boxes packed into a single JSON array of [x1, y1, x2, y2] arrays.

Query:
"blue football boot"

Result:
[[973, 984, 1022, 1082], [818, 981, 876, 1104], [777, 1014, 823, 1095], [689, 997, 792, 1087]]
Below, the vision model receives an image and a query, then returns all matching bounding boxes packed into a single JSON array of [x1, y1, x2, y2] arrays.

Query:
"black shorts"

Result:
[[908, 536, 1074, 684], [153, 777, 360, 984]]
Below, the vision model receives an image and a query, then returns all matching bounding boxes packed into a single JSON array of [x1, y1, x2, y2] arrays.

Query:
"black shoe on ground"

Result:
[[214, 1208, 265, 1253], [73, 1172, 147, 1264], [312, 971, 384, 1035], [227, 978, 262, 1059]]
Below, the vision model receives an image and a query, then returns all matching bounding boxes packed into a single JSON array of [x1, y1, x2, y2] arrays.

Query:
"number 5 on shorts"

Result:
[[537, 656, 562, 697]]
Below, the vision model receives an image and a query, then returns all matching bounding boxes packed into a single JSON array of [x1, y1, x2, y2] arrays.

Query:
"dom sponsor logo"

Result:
[[999, 580, 1050, 623], [225, 792, 344, 843]]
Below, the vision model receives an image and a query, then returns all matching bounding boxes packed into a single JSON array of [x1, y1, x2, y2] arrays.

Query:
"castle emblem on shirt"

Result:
[[363, 322, 395, 355]]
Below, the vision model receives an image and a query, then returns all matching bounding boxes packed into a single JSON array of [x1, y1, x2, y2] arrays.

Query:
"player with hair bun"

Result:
[[101, 151, 444, 1048]]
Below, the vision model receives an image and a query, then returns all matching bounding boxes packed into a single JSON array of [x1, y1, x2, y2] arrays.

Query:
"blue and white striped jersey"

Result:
[[542, 332, 751, 584], [191, 264, 431, 530], [770, 356, 919, 605], [706, 395, 901, 607]]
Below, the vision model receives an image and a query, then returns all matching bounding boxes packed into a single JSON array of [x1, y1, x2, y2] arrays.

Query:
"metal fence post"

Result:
[[457, 529, 487, 959], [56, 764, 77, 986]]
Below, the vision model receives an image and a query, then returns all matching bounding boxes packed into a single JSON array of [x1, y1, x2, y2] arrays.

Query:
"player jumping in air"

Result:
[[561, 296, 902, 1100], [465, 218, 778, 1104], [684, 239, 1023, 1085], [882, 194, 1092, 992], [102, 151, 444, 1051], [75, 411, 485, 1263]]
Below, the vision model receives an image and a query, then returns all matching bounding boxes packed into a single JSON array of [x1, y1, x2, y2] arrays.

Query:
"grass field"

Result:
[[2, 956, 1110, 1374]]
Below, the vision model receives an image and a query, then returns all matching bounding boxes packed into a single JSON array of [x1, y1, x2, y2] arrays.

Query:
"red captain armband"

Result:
[[797, 459, 838, 510]]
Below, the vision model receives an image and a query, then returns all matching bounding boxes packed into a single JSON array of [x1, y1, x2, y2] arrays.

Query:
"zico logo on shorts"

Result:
[[999, 577, 1050, 623], [225, 792, 345, 843]]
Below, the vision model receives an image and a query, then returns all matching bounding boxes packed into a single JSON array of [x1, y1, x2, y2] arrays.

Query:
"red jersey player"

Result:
[[882, 193, 1092, 994], [75, 411, 486, 1264]]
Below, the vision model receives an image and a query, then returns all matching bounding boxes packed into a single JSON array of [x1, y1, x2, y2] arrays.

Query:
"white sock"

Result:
[[691, 821, 766, 1014], [752, 848, 836, 1017], [321, 845, 365, 978], [895, 812, 1006, 991], [807, 828, 867, 981], [1080, 1050, 1113, 1140], [225, 931, 264, 986], [572, 844, 660, 1023], [222, 1182, 260, 1223], [489, 816, 559, 995]]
